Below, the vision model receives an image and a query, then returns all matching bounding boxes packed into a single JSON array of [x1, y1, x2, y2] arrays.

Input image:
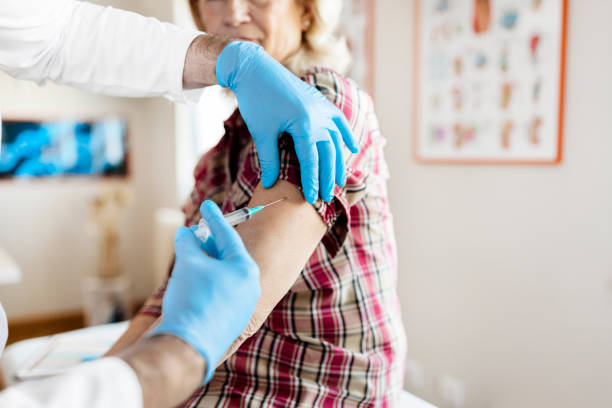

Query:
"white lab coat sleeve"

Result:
[[0, 357, 143, 408], [0, 0, 203, 102], [0, 302, 7, 356]]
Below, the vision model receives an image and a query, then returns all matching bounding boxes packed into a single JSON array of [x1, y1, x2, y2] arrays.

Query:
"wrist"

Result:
[[183, 34, 232, 89], [149, 321, 218, 383], [119, 335, 206, 408]]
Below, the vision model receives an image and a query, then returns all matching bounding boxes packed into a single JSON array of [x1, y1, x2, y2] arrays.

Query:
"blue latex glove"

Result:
[[216, 41, 359, 204], [150, 201, 261, 383]]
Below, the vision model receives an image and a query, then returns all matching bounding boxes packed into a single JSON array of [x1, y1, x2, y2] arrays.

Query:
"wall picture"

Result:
[[414, 0, 567, 164], [0, 117, 128, 179]]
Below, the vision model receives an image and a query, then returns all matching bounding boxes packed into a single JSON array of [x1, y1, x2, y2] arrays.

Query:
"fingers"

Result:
[[174, 226, 206, 259], [254, 135, 280, 189], [190, 224, 219, 256], [333, 115, 359, 154], [294, 139, 319, 204], [201, 235, 219, 258], [316, 140, 335, 202], [328, 128, 346, 187], [199, 201, 248, 259]]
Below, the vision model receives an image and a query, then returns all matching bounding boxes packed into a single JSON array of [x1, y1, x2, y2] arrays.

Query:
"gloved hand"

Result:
[[150, 201, 261, 383], [216, 41, 359, 204]]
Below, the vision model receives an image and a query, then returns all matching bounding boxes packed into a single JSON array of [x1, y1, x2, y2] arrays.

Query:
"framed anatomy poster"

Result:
[[414, 0, 568, 164]]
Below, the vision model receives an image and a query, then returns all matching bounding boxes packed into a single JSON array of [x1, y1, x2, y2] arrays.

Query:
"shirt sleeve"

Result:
[[0, 0, 202, 103], [0, 357, 142, 408]]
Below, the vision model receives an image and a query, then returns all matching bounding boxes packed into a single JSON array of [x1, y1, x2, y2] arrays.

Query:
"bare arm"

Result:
[[183, 34, 230, 89], [105, 314, 159, 356], [107, 180, 326, 357], [118, 335, 205, 408], [220, 180, 327, 360]]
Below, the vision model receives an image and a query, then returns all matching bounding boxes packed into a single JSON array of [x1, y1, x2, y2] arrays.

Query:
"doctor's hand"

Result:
[[216, 41, 359, 204], [150, 201, 261, 383]]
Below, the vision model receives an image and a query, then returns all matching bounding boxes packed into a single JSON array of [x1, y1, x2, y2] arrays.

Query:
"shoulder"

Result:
[[300, 67, 374, 126]]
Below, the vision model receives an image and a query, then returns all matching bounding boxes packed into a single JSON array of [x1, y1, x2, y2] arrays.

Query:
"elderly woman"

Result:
[[111, 0, 406, 405]]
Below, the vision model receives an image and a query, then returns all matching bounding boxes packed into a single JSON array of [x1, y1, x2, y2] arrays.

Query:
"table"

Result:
[[0, 321, 129, 387]]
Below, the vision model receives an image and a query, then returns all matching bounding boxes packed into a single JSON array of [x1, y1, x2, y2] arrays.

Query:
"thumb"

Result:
[[189, 225, 220, 258], [174, 226, 206, 259], [253, 134, 280, 189], [200, 201, 248, 259]]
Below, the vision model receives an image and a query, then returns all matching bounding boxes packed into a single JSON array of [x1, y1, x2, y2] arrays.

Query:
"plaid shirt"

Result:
[[139, 68, 407, 407]]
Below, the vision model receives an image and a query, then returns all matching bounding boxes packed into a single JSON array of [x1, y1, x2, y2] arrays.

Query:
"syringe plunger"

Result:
[[194, 207, 251, 243]]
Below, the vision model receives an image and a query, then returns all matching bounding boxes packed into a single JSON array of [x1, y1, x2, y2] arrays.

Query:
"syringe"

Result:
[[194, 198, 286, 243]]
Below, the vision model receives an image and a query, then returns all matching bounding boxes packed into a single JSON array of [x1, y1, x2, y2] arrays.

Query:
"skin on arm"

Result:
[[219, 180, 327, 361], [182, 34, 231, 89], [117, 335, 206, 408], [107, 179, 326, 358], [105, 314, 160, 356]]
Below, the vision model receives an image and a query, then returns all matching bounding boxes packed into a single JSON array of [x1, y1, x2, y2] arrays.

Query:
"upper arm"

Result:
[[235, 180, 326, 318], [231, 69, 376, 326]]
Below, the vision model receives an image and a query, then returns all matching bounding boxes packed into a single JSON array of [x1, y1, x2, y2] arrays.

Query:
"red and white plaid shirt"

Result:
[[140, 68, 407, 407]]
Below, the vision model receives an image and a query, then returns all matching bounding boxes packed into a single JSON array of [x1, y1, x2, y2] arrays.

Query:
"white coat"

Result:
[[0, 0, 205, 405], [0, 0, 200, 101]]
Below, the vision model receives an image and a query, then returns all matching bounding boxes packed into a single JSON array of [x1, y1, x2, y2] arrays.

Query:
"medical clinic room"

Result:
[[0, 0, 609, 407]]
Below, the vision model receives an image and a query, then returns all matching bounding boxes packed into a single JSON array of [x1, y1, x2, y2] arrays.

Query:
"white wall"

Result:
[[2, 0, 611, 405], [375, 1, 612, 407], [0, 1, 179, 319]]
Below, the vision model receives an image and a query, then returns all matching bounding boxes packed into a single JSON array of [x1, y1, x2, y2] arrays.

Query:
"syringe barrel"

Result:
[[223, 207, 251, 226], [194, 207, 251, 244], [194, 218, 212, 243]]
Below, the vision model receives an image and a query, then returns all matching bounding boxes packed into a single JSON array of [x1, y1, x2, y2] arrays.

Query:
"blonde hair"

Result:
[[188, 0, 351, 76]]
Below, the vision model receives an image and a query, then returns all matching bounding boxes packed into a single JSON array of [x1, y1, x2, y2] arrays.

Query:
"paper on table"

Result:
[[15, 335, 113, 380], [12, 322, 128, 381]]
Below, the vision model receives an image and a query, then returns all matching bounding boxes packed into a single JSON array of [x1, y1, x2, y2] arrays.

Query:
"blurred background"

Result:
[[0, 0, 611, 407]]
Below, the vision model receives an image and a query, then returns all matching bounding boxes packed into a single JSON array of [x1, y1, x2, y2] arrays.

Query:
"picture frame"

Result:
[[413, 0, 568, 164], [0, 115, 130, 180]]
